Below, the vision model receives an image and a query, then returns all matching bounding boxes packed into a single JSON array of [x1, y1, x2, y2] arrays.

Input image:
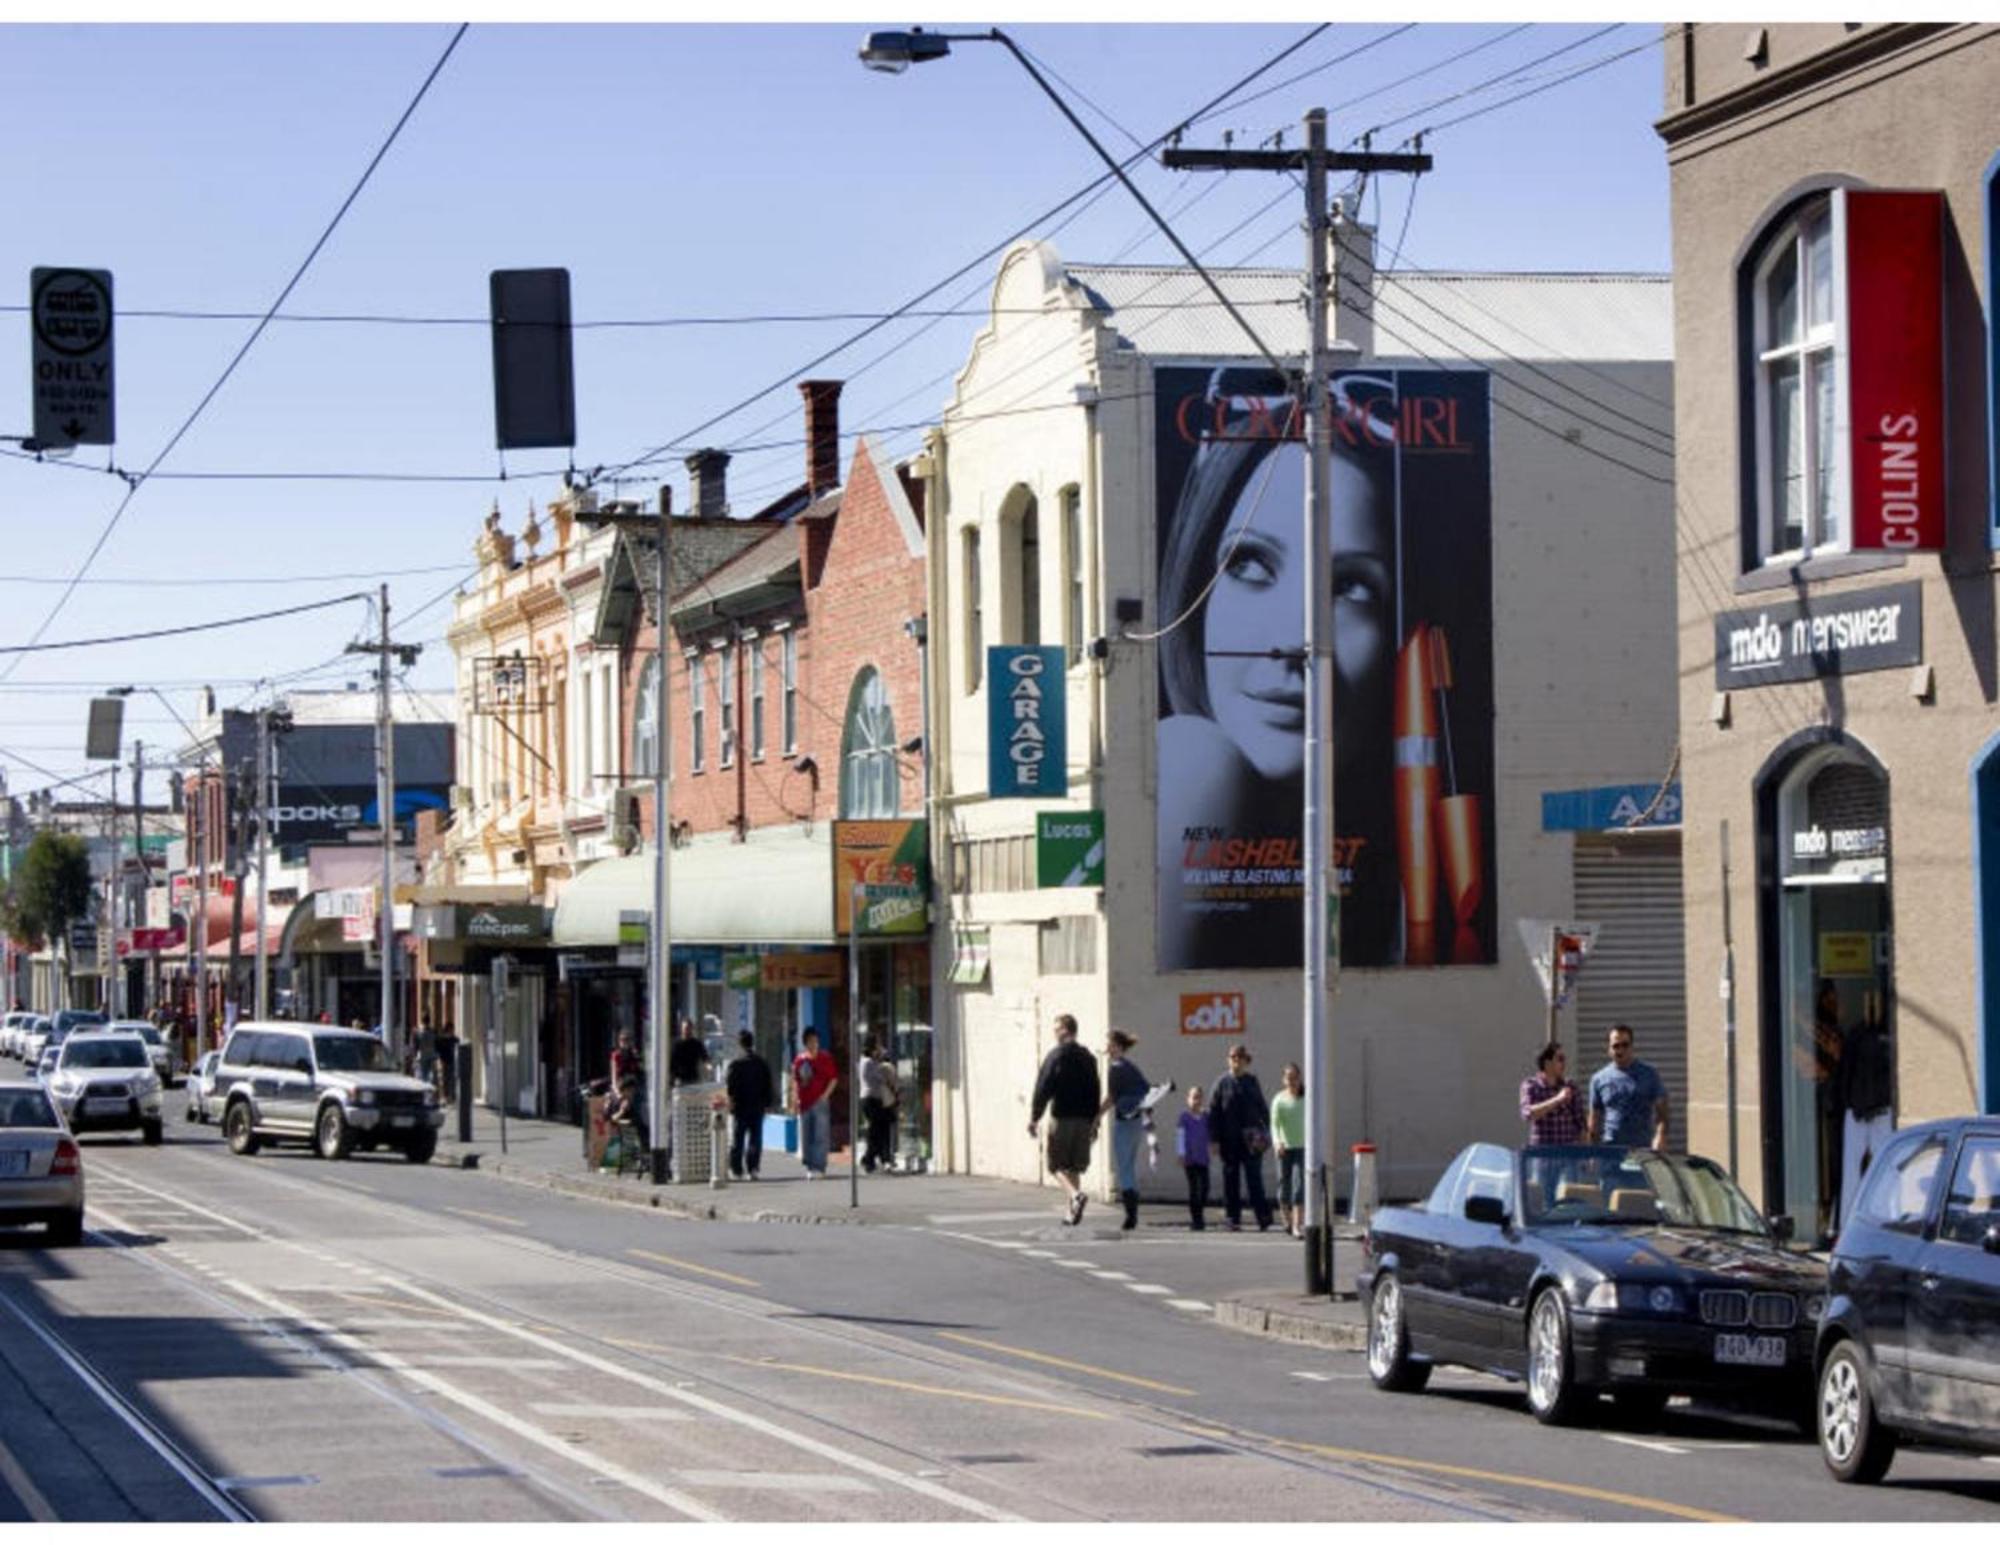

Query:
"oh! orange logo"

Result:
[[1180, 992, 1245, 1036]]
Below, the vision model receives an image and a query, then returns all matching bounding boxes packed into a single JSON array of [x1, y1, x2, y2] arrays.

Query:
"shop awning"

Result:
[[553, 827, 834, 947]]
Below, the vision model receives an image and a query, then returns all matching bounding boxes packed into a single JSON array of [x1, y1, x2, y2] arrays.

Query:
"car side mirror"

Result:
[[1983, 1225, 2000, 1257], [1769, 1215, 1796, 1242], [1465, 1194, 1509, 1227], [292, 1057, 312, 1076]]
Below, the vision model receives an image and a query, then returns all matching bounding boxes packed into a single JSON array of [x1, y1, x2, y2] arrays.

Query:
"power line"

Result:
[[1198, 23, 1422, 121], [1367, 22, 1626, 140], [0, 562, 473, 588], [0, 24, 470, 688], [1416, 28, 1670, 140], [0, 592, 370, 656]]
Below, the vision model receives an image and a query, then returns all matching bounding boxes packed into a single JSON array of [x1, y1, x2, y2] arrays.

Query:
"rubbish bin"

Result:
[[669, 1083, 720, 1183], [584, 1093, 612, 1171]]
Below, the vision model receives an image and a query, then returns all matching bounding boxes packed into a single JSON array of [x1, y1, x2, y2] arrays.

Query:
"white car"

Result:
[[105, 1021, 179, 1087], [184, 1051, 220, 1124], [21, 1018, 56, 1064], [1, 1012, 32, 1059], [46, 1034, 164, 1145], [0, 1081, 84, 1245]]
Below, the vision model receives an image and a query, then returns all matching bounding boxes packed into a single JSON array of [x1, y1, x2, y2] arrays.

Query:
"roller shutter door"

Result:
[[1572, 833, 1687, 1122]]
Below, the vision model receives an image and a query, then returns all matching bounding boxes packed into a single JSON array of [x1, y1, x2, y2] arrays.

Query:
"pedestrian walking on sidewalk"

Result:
[[792, 1028, 838, 1178], [1100, 1030, 1151, 1231], [725, 1029, 773, 1180], [415, 1018, 440, 1094], [1028, 1013, 1101, 1225], [859, 1040, 900, 1174], [1587, 1023, 1670, 1151], [1271, 1062, 1307, 1239], [1209, 1043, 1275, 1231], [670, 1016, 708, 1088], [1177, 1086, 1212, 1230], [611, 1027, 642, 1090], [1520, 1041, 1584, 1146]]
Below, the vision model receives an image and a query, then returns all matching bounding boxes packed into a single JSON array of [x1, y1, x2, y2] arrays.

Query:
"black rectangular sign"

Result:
[[1713, 580, 1922, 688]]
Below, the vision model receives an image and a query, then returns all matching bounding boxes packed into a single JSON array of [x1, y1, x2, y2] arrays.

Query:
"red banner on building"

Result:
[[1846, 189, 1945, 551]]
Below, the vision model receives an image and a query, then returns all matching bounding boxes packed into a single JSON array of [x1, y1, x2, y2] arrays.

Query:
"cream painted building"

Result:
[[920, 239, 1679, 1198]]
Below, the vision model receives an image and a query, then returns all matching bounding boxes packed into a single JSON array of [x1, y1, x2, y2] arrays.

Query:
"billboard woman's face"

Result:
[[1201, 441, 1393, 783]]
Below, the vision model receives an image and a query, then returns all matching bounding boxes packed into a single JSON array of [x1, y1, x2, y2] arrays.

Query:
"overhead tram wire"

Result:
[[0, 24, 471, 684], [586, 23, 1337, 489], [0, 561, 474, 588], [1359, 21, 1628, 142], [1415, 29, 1674, 140], [0, 592, 372, 656]]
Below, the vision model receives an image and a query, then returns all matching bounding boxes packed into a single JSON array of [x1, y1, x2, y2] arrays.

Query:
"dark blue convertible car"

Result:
[[1815, 1116, 2000, 1483], [1359, 1142, 1826, 1426]]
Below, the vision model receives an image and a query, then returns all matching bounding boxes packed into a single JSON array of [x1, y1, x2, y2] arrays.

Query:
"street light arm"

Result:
[[979, 29, 1293, 380]]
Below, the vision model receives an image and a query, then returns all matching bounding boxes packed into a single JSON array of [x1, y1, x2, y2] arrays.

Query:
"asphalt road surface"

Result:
[[1, 1125, 1997, 1523]]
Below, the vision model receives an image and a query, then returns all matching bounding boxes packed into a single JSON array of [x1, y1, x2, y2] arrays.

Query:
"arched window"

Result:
[[1749, 195, 1841, 563], [998, 485, 1039, 646], [839, 667, 899, 818], [633, 654, 661, 777]]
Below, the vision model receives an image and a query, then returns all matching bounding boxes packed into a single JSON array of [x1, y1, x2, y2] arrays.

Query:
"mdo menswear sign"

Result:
[[988, 646, 1066, 798], [1713, 581, 1921, 688]]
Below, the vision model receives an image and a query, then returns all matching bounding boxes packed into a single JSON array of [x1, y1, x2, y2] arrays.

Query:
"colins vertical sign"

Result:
[[988, 646, 1066, 798], [1846, 189, 1945, 551]]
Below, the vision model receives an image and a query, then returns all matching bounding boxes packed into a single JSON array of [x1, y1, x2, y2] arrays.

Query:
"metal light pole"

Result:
[[379, 584, 398, 1056], [649, 506, 674, 1184], [254, 708, 271, 1022], [849, 881, 863, 1210]]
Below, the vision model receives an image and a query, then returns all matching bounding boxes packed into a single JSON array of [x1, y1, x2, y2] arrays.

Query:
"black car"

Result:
[[1814, 1116, 2000, 1483], [1359, 1142, 1827, 1426]]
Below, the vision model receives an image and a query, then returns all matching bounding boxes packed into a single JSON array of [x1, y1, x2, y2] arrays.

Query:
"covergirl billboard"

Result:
[[1154, 366, 1496, 971]]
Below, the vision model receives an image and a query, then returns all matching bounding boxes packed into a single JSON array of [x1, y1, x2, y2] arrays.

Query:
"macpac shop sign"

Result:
[[1844, 189, 1945, 551], [1180, 992, 1246, 1036], [987, 645, 1066, 798]]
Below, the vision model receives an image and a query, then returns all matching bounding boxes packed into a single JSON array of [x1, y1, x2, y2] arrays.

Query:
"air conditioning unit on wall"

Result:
[[612, 788, 642, 854]]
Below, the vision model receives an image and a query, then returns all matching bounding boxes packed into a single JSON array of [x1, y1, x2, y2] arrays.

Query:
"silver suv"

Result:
[[215, 1023, 441, 1163], [47, 1033, 165, 1143]]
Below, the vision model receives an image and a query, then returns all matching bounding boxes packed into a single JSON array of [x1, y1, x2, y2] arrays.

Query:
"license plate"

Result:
[[1714, 1333, 1787, 1368], [389, 1115, 414, 1128], [0, 1151, 27, 1177], [84, 1097, 129, 1114]]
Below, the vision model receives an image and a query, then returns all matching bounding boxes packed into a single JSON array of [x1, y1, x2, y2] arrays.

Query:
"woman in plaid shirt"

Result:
[[1520, 1042, 1584, 1146]]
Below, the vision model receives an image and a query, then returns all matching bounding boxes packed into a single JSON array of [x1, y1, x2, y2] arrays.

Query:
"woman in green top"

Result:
[[1271, 1063, 1308, 1239]]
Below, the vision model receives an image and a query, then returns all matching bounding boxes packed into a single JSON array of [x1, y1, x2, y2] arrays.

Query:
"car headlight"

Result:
[[1801, 1292, 1826, 1320], [355, 1089, 376, 1107], [424, 1088, 440, 1108], [135, 1071, 159, 1093], [1583, 1281, 1618, 1311]]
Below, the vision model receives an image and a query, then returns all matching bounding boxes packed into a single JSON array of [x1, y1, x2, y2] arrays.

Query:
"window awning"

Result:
[[553, 827, 834, 947]]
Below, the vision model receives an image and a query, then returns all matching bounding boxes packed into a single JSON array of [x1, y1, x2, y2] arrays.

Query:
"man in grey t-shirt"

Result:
[[1587, 1022, 1670, 1150]]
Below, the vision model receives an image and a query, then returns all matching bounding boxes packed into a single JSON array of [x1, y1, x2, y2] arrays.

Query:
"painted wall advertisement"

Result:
[[833, 819, 930, 937], [1154, 365, 1497, 970]]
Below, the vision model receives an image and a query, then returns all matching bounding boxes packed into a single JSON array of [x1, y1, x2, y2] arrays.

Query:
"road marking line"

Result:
[[1289, 1371, 1339, 1382], [1125, 1284, 1174, 1295], [1275, 1438, 1739, 1523], [0, 1431, 57, 1523], [676, 1470, 874, 1494], [1166, 1300, 1212, 1313], [1054, 1260, 1094, 1269], [1088, 1270, 1132, 1281], [927, 1210, 1065, 1225], [1021, 1249, 1058, 1258], [407, 1356, 568, 1370], [627, 1249, 760, 1289], [935, 1332, 1197, 1396], [530, 1403, 692, 1422], [713, 1354, 1108, 1419], [1599, 1433, 1689, 1456], [442, 1206, 524, 1230]]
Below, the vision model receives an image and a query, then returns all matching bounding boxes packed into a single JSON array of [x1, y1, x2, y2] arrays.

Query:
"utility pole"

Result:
[[254, 710, 271, 1021], [226, 757, 251, 1030], [1164, 112, 1430, 1297], [131, 739, 144, 1016], [347, 583, 421, 1061]]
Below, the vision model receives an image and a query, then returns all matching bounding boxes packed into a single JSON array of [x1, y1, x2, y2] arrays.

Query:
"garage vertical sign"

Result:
[[988, 646, 1065, 798], [31, 267, 115, 448]]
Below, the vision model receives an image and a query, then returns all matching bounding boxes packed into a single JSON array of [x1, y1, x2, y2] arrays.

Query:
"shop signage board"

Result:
[[760, 952, 842, 990], [1519, 918, 1599, 1009], [1180, 992, 1246, 1035], [31, 267, 115, 448], [1819, 932, 1877, 977], [987, 645, 1065, 798], [617, 909, 647, 969], [1036, 810, 1105, 887], [1712, 581, 1921, 688], [724, 953, 762, 990], [1540, 782, 1682, 832], [1844, 191, 1945, 551], [832, 819, 929, 937], [947, 927, 990, 985]]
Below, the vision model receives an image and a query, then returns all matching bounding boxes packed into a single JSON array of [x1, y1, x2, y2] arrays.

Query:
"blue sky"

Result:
[[0, 21, 1671, 799]]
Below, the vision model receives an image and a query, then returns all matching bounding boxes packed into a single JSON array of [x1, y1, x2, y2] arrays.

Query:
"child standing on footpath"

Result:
[[1177, 1086, 1213, 1230]]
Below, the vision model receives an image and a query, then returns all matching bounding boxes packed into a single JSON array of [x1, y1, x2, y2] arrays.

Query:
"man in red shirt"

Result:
[[791, 1028, 839, 1178]]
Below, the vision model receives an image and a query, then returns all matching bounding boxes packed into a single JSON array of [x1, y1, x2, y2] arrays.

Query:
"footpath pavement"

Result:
[[433, 1103, 1368, 1350]]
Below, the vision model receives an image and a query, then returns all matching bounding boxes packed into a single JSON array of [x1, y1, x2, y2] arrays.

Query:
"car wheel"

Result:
[[403, 1130, 438, 1165], [141, 1118, 163, 1147], [315, 1105, 352, 1162], [46, 1209, 83, 1247], [1526, 1289, 1586, 1426], [1819, 1340, 1897, 1484], [224, 1100, 261, 1156], [1366, 1272, 1432, 1393], [1610, 1388, 1669, 1428]]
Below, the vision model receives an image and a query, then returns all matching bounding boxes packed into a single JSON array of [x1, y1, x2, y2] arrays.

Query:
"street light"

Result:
[[856, 28, 951, 72]]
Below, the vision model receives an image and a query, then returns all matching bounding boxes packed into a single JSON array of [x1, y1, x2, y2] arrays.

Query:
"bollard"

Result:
[[455, 1043, 474, 1144], [1349, 1142, 1380, 1232], [711, 1105, 729, 1190]]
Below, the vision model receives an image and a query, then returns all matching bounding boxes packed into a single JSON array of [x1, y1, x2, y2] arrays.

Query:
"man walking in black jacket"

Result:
[[725, 1030, 774, 1179], [1028, 1013, 1102, 1225]]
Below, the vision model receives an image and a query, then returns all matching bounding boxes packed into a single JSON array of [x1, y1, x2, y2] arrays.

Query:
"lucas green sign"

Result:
[[1037, 810, 1105, 887]]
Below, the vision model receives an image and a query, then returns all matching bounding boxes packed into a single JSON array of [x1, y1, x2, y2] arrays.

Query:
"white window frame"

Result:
[[781, 628, 798, 755], [718, 642, 737, 768], [749, 638, 766, 762], [1062, 483, 1086, 667], [1751, 193, 1849, 566], [964, 525, 984, 693], [839, 666, 899, 819], [687, 650, 706, 775], [633, 654, 663, 780]]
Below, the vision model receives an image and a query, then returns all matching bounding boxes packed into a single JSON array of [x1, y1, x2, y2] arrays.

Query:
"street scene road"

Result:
[[2, 1128, 1997, 1524]]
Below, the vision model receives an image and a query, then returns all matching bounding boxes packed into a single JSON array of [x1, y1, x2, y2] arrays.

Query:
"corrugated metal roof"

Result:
[[1064, 262, 1671, 364]]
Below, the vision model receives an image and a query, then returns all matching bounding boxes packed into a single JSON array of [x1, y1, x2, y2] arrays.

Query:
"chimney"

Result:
[[685, 448, 730, 519], [799, 379, 843, 497], [657, 484, 673, 516], [1330, 204, 1375, 358]]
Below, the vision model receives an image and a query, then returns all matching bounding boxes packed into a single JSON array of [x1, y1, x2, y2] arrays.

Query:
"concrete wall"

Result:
[[929, 241, 1678, 1198], [1661, 24, 2000, 1201]]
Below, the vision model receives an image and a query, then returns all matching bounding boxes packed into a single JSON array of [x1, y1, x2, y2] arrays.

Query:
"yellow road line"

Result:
[[720, 1355, 1108, 1419], [1276, 1438, 1740, 1523], [443, 1206, 524, 1230], [627, 1248, 760, 1289], [935, 1331, 1196, 1396]]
